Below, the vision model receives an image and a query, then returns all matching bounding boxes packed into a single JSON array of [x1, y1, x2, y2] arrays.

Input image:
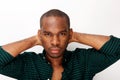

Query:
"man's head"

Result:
[[38, 9, 72, 59], [40, 9, 70, 28]]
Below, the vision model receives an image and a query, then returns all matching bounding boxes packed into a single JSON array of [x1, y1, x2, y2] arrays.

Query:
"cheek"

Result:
[[41, 38, 50, 47], [61, 38, 69, 45]]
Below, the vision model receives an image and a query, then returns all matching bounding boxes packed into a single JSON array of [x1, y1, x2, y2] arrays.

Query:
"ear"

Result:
[[37, 29, 41, 40], [69, 28, 73, 39], [36, 29, 43, 45], [68, 28, 73, 43]]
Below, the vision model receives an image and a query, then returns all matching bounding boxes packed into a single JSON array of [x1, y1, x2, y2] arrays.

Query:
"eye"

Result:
[[59, 32, 67, 36], [44, 33, 51, 36]]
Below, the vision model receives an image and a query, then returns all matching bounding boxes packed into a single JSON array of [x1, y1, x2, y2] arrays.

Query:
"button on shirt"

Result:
[[0, 36, 120, 80]]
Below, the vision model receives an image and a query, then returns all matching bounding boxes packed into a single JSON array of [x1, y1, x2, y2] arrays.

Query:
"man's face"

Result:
[[40, 16, 72, 58]]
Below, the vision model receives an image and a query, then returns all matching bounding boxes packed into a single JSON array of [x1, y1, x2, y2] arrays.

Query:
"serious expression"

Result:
[[40, 16, 71, 59]]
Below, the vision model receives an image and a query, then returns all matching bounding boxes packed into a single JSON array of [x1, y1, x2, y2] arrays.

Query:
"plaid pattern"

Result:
[[0, 36, 120, 80]]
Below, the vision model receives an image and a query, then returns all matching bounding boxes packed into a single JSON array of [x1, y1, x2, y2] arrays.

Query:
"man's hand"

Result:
[[69, 32, 78, 43]]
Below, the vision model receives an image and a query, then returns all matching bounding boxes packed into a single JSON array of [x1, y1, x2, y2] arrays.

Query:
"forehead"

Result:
[[41, 16, 69, 32]]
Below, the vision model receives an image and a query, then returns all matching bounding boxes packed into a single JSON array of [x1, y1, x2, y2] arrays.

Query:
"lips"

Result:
[[50, 48, 60, 54]]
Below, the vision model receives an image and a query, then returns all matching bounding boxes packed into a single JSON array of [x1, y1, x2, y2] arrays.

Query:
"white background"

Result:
[[0, 0, 120, 80]]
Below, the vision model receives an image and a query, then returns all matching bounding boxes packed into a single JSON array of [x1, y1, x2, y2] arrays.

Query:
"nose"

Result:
[[51, 35, 60, 46]]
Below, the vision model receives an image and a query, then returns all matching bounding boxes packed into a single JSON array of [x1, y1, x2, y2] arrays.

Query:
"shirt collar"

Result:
[[41, 49, 70, 65]]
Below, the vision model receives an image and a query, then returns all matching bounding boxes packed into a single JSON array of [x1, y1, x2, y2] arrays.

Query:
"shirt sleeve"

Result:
[[0, 46, 14, 66], [0, 46, 24, 79], [99, 35, 120, 55], [87, 36, 120, 74]]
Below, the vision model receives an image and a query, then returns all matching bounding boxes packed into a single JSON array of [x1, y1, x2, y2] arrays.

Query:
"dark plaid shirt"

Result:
[[0, 36, 120, 80]]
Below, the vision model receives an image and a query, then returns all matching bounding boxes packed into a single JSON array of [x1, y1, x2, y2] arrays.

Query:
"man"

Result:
[[0, 9, 120, 80]]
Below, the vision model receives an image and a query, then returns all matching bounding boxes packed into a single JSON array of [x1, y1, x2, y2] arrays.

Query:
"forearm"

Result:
[[2, 36, 38, 57], [72, 32, 110, 50]]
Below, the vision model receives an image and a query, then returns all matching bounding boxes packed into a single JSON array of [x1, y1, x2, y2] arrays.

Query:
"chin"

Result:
[[49, 53, 63, 58]]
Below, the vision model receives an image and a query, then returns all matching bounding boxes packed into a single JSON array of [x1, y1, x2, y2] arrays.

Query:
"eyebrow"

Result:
[[59, 29, 68, 33], [42, 29, 68, 33]]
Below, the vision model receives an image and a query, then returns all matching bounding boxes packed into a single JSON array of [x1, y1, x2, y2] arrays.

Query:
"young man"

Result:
[[0, 9, 120, 80]]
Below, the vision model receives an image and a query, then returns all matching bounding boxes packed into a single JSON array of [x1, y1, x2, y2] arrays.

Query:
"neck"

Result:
[[46, 55, 63, 67]]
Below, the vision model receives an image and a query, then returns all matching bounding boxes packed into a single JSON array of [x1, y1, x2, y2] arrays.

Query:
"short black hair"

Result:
[[40, 9, 70, 28]]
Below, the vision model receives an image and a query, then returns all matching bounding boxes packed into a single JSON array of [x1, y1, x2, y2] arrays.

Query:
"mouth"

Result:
[[50, 48, 61, 54]]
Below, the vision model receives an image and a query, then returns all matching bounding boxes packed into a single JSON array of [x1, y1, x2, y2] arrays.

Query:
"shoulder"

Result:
[[72, 48, 95, 53], [15, 52, 43, 60], [71, 48, 100, 56], [20, 52, 38, 57]]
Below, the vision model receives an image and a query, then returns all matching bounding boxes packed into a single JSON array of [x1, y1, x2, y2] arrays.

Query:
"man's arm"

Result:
[[2, 35, 41, 57], [70, 32, 110, 50]]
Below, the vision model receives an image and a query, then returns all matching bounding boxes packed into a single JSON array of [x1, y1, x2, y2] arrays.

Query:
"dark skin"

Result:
[[38, 16, 73, 80]]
